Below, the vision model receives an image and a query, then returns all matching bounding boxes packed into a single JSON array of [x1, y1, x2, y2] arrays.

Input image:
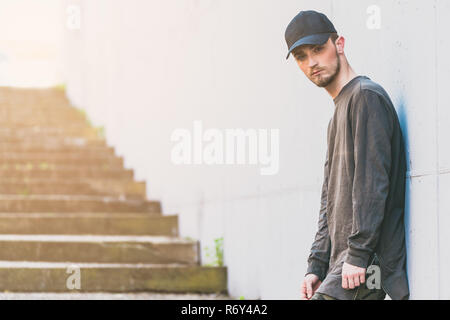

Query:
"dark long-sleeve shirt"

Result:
[[305, 75, 410, 300]]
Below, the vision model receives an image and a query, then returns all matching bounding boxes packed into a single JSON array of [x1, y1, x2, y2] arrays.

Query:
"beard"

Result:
[[310, 47, 341, 88]]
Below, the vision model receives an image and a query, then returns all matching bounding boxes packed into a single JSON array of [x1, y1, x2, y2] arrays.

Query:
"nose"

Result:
[[307, 56, 318, 69]]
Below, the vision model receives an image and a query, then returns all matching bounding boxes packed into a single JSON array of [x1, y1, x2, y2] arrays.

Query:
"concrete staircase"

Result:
[[0, 87, 227, 294]]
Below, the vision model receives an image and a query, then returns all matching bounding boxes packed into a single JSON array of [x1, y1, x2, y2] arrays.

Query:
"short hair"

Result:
[[329, 33, 339, 45]]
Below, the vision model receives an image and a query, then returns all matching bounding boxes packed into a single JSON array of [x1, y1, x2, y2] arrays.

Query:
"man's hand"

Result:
[[342, 262, 366, 289], [300, 274, 322, 300]]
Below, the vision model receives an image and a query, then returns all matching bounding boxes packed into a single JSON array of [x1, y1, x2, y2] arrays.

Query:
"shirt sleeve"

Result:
[[305, 148, 332, 281], [345, 89, 394, 268]]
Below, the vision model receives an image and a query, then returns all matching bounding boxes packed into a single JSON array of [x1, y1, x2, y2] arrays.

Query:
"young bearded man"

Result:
[[285, 10, 410, 300]]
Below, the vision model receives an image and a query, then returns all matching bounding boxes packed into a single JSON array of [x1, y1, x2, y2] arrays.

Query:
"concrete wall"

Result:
[[62, 0, 450, 299]]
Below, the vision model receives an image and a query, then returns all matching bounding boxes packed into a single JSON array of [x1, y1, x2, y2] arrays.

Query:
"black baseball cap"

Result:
[[285, 10, 337, 60]]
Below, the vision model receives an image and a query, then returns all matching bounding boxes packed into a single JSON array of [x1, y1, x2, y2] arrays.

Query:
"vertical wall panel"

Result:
[[437, 0, 450, 300]]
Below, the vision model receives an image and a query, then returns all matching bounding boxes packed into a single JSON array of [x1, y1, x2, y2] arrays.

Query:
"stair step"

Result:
[[0, 261, 227, 293], [0, 120, 87, 127], [0, 137, 106, 146], [0, 107, 84, 116], [0, 167, 133, 180], [0, 235, 197, 264], [0, 131, 100, 141], [0, 153, 123, 166], [0, 144, 114, 154], [0, 292, 232, 300], [0, 86, 68, 97], [0, 135, 105, 145], [0, 126, 101, 139], [0, 195, 161, 213], [0, 119, 88, 127], [0, 123, 91, 131], [1, 162, 123, 172], [0, 213, 177, 236], [0, 179, 146, 198]]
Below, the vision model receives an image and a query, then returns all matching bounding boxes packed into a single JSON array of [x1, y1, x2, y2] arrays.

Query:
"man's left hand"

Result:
[[342, 262, 366, 289]]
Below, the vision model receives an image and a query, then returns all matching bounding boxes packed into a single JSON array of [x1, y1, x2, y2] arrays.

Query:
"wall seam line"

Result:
[[434, 0, 441, 299]]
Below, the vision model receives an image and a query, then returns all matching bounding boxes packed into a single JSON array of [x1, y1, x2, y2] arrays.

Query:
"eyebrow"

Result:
[[294, 44, 323, 56]]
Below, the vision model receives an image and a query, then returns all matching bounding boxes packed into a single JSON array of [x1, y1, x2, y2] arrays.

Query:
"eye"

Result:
[[314, 46, 323, 52]]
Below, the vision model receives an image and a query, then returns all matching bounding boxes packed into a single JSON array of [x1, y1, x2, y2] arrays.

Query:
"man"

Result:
[[284, 10, 410, 300]]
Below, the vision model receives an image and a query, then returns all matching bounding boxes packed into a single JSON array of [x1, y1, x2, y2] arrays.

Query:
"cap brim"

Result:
[[285, 33, 332, 60]]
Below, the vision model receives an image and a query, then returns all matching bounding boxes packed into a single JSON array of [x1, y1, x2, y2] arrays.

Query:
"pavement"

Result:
[[0, 292, 235, 300]]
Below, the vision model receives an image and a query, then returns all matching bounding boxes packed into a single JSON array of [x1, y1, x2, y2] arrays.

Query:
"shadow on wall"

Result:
[[396, 94, 410, 173], [395, 93, 412, 295]]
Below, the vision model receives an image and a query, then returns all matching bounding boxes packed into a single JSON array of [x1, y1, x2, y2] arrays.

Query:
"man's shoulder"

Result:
[[353, 77, 393, 107], [349, 78, 397, 131]]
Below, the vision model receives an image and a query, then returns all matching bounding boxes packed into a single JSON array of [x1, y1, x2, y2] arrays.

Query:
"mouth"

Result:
[[312, 70, 323, 76]]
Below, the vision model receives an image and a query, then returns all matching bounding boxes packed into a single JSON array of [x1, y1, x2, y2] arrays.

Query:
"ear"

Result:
[[335, 36, 345, 53]]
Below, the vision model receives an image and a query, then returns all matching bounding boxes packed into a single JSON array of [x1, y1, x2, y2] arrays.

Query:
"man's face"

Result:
[[292, 37, 340, 88]]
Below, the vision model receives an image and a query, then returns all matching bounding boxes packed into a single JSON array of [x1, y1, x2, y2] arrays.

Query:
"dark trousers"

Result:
[[310, 285, 386, 300], [311, 254, 386, 300]]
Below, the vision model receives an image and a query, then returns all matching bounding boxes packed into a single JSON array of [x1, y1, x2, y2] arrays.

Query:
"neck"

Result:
[[326, 63, 358, 100]]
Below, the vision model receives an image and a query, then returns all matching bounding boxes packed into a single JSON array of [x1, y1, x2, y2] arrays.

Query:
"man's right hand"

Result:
[[300, 273, 322, 300]]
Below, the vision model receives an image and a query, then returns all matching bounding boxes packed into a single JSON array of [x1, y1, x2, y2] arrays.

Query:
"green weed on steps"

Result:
[[203, 237, 224, 267]]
